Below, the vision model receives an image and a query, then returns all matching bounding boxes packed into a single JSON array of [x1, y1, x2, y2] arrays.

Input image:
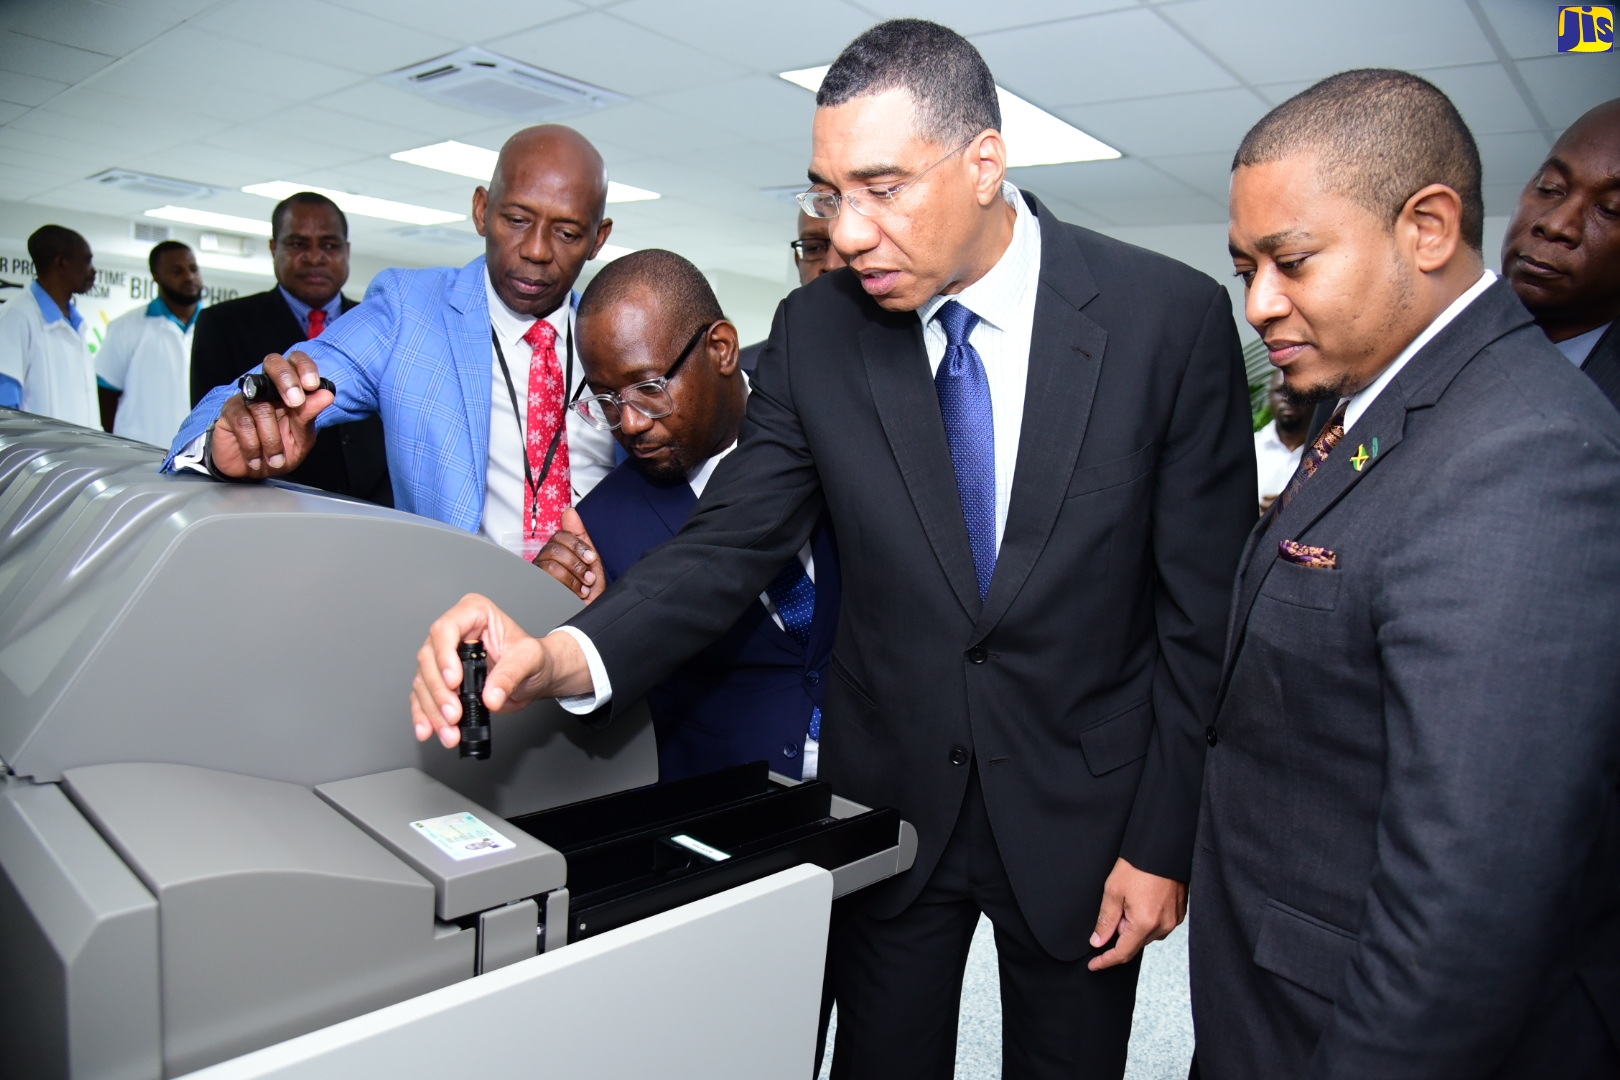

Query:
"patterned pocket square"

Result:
[[1278, 538, 1337, 569]]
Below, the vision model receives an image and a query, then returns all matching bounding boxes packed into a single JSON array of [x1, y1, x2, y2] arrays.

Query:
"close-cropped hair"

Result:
[[817, 19, 1001, 147], [148, 240, 192, 276], [1234, 68, 1484, 251], [271, 191, 349, 240], [577, 249, 724, 339], [27, 224, 87, 272]]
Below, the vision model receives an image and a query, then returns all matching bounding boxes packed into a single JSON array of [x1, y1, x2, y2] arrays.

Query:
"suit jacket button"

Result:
[[783, 742, 800, 758], [805, 670, 820, 686], [1205, 726, 1219, 747], [949, 746, 969, 766], [965, 646, 988, 664]]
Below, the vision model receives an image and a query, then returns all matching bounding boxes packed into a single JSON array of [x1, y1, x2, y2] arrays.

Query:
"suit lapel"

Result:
[[634, 472, 698, 538], [1219, 280, 1537, 691], [862, 316, 984, 618], [446, 257, 493, 525], [974, 201, 1104, 639], [1581, 322, 1620, 411]]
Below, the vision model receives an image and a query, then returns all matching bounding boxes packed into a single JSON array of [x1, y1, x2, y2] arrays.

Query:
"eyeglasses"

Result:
[[795, 137, 975, 220], [572, 321, 715, 431], [790, 238, 833, 263]]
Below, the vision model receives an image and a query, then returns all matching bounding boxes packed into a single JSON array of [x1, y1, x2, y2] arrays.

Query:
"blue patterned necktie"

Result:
[[934, 299, 997, 601], [765, 561, 821, 742]]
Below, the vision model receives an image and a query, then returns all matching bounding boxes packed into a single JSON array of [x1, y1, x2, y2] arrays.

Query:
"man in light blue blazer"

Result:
[[163, 125, 619, 554]]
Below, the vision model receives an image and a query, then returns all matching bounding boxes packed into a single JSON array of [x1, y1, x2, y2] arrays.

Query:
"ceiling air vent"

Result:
[[132, 222, 172, 243], [90, 169, 226, 201], [380, 47, 626, 121]]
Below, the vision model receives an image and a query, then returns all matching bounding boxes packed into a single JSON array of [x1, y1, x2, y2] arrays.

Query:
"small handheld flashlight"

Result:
[[457, 641, 492, 761], [237, 372, 337, 406]]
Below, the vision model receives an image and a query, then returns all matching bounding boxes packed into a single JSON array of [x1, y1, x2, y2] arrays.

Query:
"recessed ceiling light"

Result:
[[389, 140, 660, 203], [241, 182, 465, 226], [776, 66, 1120, 167], [144, 206, 272, 236]]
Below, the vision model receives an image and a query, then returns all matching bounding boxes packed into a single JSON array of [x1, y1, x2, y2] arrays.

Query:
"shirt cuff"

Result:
[[548, 625, 613, 714], [171, 433, 209, 475]]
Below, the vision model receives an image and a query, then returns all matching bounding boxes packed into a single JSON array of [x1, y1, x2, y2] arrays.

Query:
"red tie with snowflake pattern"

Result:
[[522, 318, 570, 544]]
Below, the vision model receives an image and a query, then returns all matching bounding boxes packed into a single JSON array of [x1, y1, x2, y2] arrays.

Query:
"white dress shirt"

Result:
[[556, 183, 1041, 716], [0, 283, 98, 429], [96, 299, 196, 448], [1341, 270, 1497, 432], [1555, 322, 1610, 368], [481, 272, 616, 557], [1254, 420, 1305, 503]]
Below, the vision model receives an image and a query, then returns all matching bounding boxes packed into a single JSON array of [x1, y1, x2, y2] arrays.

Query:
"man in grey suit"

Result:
[[1502, 97, 1620, 409], [1194, 70, 1620, 1079]]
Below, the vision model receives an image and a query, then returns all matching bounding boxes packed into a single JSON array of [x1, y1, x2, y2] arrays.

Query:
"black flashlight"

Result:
[[457, 640, 492, 760], [237, 372, 336, 405]]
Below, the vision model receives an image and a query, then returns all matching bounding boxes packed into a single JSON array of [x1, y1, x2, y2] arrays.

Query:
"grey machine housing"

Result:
[[0, 411, 915, 1080]]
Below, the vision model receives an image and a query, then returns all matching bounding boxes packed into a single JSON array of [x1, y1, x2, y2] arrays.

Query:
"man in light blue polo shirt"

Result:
[[96, 241, 204, 446], [0, 225, 99, 428]]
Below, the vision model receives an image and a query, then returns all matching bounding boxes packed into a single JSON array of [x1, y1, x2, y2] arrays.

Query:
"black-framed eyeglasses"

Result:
[[790, 238, 833, 262], [794, 136, 976, 220], [572, 321, 715, 431]]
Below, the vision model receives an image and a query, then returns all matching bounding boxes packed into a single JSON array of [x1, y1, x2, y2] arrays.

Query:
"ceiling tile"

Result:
[[201, 125, 370, 173], [323, 0, 582, 41], [0, 30, 113, 82], [0, 124, 116, 168], [1418, 62, 1544, 136], [1159, 0, 1497, 85], [568, 101, 747, 159], [248, 104, 439, 158], [190, 0, 452, 76], [855, 0, 1136, 37], [0, 100, 25, 124], [1474, 130, 1555, 192], [93, 0, 218, 19], [1007, 157, 1193, 203], [500, 10, 750, 98], [0, 69, 67, 107], [317, 81, 500, 140], [609, 0, 874, 73], [3, 0, 164, 57], [1143, 151, 1233, 201], [0, 165, 68, 201], [1058, 88, 1269, 158], [10, 106, 197, 156], [1016, 192, 1114, 232], [41, 86, 237, 140], [1078, 193, 1229, 227], [1474, 0, 1561, 61], [974, 8, 1240, 108], [92, 28, 360, 105], [644, 76, 817, 145], [1481, 181, 1527, 220], [1516, 54, 1620, 131]]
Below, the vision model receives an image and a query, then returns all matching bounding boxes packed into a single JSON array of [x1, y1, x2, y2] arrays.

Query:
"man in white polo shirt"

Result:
[[0, 225, 99, 428], [96, 241, 204, 446]]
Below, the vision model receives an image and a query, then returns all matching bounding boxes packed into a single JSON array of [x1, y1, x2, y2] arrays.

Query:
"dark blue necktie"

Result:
[[766, 561, 821, 741], [934, 299, 997, 601]]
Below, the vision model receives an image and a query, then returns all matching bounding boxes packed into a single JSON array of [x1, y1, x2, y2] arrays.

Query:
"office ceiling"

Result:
[[0, 0, 1610, 284]]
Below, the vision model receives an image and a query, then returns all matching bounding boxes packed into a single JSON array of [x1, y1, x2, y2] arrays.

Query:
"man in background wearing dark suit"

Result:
[[189, 192, 391, 504], [535, 248, 839, 783], [1198, 70, 1620, 1079], [416, 20, 1253, 1079], [1502, 97, 1620, 409]]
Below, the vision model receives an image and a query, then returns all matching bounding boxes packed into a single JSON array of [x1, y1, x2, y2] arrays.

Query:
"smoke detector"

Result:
[[90, 169, 227, 201], [380, 47, 626, 121]]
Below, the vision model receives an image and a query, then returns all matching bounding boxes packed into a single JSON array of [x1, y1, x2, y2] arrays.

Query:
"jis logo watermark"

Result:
[[1557, 6, 1614, 52]]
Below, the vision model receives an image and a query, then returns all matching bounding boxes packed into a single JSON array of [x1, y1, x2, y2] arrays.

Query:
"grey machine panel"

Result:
[[0, 776, 161, 1080], [316, 767, 566, 920], [62, 762, 475, 1078], [0, 409, 656, 818]]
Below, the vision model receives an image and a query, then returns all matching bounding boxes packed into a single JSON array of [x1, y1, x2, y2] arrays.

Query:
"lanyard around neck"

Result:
[[491, 313, 581, 536]]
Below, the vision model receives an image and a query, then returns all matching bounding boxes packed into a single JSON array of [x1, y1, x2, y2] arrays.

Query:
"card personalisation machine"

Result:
[[0, 411, 915, 1080]]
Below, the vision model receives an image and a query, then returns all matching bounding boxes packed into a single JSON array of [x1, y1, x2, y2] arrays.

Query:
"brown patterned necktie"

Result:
[[1277, 401, 1347, 511]]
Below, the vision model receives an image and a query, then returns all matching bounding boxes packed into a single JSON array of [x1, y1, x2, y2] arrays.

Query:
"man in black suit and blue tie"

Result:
[[533, 248, 839, 783], [415, 19, 1254, 1078]]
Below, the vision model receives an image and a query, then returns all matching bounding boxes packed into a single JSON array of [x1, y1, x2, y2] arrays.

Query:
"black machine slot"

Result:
[[511, 762, 904, 946], [513, 761, 780, 853]]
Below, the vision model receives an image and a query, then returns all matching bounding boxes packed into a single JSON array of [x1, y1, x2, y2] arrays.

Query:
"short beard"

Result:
[[160, 285, 203, 307], [1276, 377, 1355, 412], [628, 445, 693, 487]]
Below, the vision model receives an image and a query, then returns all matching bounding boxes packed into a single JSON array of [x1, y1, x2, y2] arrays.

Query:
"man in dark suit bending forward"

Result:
[[414, 19, 1255, 1079]]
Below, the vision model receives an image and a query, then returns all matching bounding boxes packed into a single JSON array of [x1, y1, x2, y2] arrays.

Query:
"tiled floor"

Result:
[[817, 914, 1194, 1079]]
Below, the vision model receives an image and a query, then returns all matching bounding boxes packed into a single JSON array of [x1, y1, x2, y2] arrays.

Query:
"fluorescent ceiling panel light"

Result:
[[145, 206, 272, 236], [776, 66, 1120, 167], [594, 244, 635, 262], [241, 182, 465, 225], [390, 141, 660, 202]]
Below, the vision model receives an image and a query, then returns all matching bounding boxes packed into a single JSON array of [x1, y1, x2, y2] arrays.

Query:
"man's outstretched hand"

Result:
[[1087, 857, 1188, 971], [209, 350, 331, 478], [411, 593, 596, 748], [536, 507, 605, 601]]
